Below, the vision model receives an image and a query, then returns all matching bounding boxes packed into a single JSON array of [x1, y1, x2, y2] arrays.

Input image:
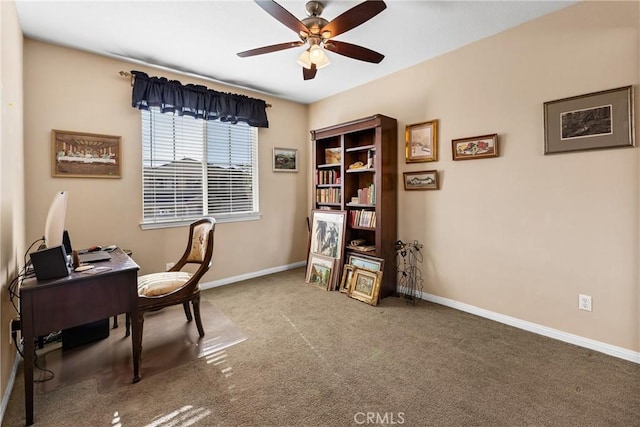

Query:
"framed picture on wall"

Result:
[[273, 147, 298, 172], [544, 86, 635, 155], [452, 134, 498, 161], [403, 170, 438, 191], [405, 119, 438, 163], [52, 130, 121, 178]]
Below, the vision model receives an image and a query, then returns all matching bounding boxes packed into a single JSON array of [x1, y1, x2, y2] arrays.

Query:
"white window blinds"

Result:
[[142, 108, 258, 226]]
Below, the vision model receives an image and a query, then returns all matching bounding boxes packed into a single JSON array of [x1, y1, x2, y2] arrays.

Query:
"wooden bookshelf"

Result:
[[311, 114, 398, 298]]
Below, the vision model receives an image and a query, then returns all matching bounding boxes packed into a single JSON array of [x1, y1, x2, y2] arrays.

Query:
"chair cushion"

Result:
[[137, 272, 193, 297], [187, 222, 213, 262]]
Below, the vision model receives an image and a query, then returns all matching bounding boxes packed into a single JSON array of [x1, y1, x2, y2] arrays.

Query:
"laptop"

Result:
[[63, 231, 112, 263], [78, 251, 112, 263]]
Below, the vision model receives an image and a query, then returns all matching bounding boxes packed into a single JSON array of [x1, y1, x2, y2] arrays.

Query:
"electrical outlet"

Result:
[[9, 318, 20, 344], [166, 262, 175, 270], [579, 294, 592, 311]]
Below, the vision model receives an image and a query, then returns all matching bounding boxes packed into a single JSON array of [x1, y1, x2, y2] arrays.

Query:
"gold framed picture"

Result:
[[52, 129, 121, 178], [339, 264, 355, 294], [349, 267, 383, 306], [406, 119, 438, 163]]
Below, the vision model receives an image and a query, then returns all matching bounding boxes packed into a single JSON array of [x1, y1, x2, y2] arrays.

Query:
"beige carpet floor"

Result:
[[35, 300, 246, 395], [3, 267, 639, 426]]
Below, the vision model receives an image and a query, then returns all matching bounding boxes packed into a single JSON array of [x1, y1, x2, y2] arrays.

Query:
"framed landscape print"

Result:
[[406, 119, 438, 163], [349, 267, 383, 306], [305, 253, 335, 290], [309, 210, 347, 260], [403, 170, 438, 191], [273, 147, 298, 172], [346, 253, 384, 272], [452, 134, 498, 161], [52, 130, 121, 178], [544, 86, 635, 155]]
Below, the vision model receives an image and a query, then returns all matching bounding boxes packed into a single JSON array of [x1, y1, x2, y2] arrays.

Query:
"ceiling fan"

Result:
[[237, 0, 386, 80]]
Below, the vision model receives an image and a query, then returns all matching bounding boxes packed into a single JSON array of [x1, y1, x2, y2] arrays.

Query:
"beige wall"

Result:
[[2, 1, 639, 416], [23, 41, 310, 280], [310, 1, 639, 353], [0, 0, 25, 415]]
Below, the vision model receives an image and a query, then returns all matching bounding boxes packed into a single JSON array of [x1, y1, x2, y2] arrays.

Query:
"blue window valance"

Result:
[[130, 70, 269, 128]]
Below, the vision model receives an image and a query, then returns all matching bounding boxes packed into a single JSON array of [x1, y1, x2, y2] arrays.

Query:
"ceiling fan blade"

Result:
[[237, 41, 304, 58], [321, 1, 387, 39], [303, 64, 318, 80], [325, 40, 384, 63], [255, 0, 309, 35]]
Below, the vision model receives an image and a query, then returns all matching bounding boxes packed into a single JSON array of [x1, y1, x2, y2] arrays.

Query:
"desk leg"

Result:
[[130, 309, 140, 383], [23, 327, 35, 425]]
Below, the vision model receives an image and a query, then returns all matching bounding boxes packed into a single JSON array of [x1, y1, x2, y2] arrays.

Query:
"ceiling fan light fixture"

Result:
[[297, 50, 313, 69], [309, 44, 326, 63], [314, 52, 331, 69]]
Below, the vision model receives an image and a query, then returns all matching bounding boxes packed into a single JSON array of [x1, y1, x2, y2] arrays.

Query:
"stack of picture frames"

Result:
[[338, 253, 385, 306], [306, 210, 347, 291], [305, 209, 385, 306]]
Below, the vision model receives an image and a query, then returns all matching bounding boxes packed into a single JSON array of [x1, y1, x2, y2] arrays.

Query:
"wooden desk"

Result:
[[20, 248, 140, 426]]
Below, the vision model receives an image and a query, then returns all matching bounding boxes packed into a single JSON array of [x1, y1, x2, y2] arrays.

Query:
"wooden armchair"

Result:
[[126, 217, 215, 380]]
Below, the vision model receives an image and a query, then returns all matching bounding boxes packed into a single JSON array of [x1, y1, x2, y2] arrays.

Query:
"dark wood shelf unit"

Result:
[[311, 114, 398, 299]]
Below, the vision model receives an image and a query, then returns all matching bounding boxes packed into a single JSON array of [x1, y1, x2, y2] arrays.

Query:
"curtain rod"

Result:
[[118, 71, 272, 108]]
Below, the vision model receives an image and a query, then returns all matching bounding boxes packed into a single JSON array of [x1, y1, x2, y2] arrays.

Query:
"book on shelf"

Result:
[[316, 188, 341, 204], [355, 184, 375, 205], [325, 148, 341, 165], [349, 209, 376, 228], [316, 169, 340, 185]]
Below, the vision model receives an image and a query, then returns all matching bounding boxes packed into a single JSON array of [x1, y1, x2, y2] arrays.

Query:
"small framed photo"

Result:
[[406, 119, 438, 163], [346, 253, 384, 272], [305, 253, 335, 290], [452, 134, 498, 161], [349, 267, 383, 306], [339, 264, 355, 294], [273, 147, 298, 172], [52, 129, 121, 178], [403, 170, 438, 191], [544, 86, 635, 155]]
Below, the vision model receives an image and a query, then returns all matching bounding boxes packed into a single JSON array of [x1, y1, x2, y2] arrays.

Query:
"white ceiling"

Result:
[[15, 0, 575, 104]]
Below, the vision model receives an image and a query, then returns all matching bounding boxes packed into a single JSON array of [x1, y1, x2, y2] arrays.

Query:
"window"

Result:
[[141, 108, 259, 228]]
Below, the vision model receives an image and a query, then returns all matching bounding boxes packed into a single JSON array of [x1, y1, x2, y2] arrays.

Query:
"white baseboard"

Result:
[[0, 351, 20, 425], [202, 264, 639, 364], [200, 260, 306, 290], [420, 291, 640, 365]]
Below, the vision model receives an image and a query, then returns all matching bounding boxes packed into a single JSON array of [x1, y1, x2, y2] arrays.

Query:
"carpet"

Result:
[[36, 300, 246, 395]]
